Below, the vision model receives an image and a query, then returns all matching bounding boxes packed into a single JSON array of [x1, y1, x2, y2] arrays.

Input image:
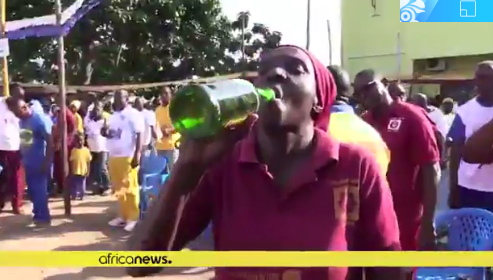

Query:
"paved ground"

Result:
[[0, 196, 214, 280]]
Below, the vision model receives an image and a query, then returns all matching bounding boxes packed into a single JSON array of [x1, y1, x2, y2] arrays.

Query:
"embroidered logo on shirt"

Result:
[[387, 118, 402, 132], [332, 179, 360, 224], [282, 269, 302, 280], [20, 129, 33, 147]]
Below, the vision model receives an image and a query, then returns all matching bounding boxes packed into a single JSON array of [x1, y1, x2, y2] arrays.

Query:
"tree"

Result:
[[6, 1, 282, 85], [223, 11, 282, 73]]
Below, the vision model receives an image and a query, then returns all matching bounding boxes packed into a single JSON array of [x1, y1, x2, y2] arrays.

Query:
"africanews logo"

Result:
[[400, 0, 426, 22]]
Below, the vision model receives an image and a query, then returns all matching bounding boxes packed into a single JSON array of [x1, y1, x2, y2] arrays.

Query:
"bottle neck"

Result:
[[256, 88, 275, 101]]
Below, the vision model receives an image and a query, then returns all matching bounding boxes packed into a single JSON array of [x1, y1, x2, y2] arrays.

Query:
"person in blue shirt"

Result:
[[30, 99, 55, 196], [7, 96, 54, 225]]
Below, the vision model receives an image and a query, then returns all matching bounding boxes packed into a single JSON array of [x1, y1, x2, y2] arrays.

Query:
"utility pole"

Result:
[[0, 0, 9, 96], [305, 0, 311, 50], [55, 0, 71, 216], [327, 20, 332, 65], [397, 32, 402, 81]]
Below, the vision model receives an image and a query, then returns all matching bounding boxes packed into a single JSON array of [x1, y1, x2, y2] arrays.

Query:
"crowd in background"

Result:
[[0, 85, 180, 232]]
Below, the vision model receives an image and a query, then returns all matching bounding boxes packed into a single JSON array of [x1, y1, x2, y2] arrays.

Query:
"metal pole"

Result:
[[305, 0, 311, 50], [397, 32, 402, 81], [55, 0, 71, 216], [340, 28, 344, 68], [327, 20, 332, 65], [0, 0, 9, 96]]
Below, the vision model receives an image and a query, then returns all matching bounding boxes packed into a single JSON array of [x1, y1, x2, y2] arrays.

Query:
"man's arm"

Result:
[[100, 118, 110, 138], [353, 150, 404, 280], [126, 162, 212, 277], [462, 117, 493, 164], [133, 132, 142, 162], [432, 128, 446, 169], [65, 109, 77, 146], [447, 114, 466, 208], [409, 111, 440, 242], [130, 111, 145, 164], [40, 117, 54, 172]]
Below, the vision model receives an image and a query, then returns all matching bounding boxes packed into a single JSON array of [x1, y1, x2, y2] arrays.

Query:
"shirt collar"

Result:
[[331, 103, 355, 114], [116, 105, 132, 114], [238, 126, 340, 170], [366, 101, 403, 122]]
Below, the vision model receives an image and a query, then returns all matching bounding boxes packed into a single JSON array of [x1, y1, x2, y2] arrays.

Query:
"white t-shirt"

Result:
[[84, 103, 95, 123], [428, 106, 448, 137], [450, 98, 493, 192], [106, 106, 145, 157], [443, 113, 455, 136], [84, 117, 107, 152], [0, 97, 20, 151], [141, 109, 156, 146]]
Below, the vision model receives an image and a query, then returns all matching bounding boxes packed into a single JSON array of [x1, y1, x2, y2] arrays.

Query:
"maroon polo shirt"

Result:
[[363, 102, 439, 248], [174, 128, 400, 280]]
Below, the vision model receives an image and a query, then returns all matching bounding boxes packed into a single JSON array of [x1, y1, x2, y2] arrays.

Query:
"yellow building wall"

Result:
[[342, 0, 493, 82]]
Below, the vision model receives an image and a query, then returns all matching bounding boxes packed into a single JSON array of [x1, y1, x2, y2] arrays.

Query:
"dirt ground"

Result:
[[0, 196, 214, 280]]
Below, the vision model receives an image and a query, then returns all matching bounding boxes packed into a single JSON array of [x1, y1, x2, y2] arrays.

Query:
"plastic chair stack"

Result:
[[139, 151, 170, 219], [416, 208, 493, 280]]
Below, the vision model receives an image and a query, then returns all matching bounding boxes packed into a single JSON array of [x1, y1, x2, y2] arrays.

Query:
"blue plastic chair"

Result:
[[139, 152, 169, 218], [140, 148, 169, 175], [416, 208, 493, 280]]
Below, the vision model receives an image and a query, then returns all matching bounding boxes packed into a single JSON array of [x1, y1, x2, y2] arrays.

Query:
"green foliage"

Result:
[[6, 0, 282, 85]]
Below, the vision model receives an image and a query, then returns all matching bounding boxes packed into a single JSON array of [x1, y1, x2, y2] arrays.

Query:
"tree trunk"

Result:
[[78, 44, 95, 85]]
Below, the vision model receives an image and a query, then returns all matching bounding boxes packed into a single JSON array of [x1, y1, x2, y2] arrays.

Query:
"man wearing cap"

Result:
[[155, 87, 180, 171], [70, 100, 84, 134]]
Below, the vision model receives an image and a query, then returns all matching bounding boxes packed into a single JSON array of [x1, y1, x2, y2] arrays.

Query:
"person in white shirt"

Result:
[[448, 61, 493, 212], [133, 98, 159, 190], [441, 98, 456, 135], [0, 84, 24, 214], [102, 90, 144, 232], [84, 101, 110, 196], [409, 93, 448, 138], [133, 97, 158, 150]]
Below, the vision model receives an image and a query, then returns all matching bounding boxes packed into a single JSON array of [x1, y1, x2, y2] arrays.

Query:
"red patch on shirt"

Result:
[[387, 118, 402, 132], [333, 180, 360, 224]]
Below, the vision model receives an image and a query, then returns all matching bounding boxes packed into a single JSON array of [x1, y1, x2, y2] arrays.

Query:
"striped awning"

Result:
[[5, 0, 101, 40]]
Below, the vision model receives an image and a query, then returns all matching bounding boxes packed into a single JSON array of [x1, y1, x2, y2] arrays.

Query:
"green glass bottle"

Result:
[[169, 79, 275, 138]]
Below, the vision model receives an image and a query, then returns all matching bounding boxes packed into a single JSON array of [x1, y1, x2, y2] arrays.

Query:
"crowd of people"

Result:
[[1, 45, 493, 280], [0, 85, 180, 232]]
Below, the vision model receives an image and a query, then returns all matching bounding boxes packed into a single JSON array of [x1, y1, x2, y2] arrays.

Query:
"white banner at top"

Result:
[[0, 38, 9, 57], [5, 0, 85, 32]]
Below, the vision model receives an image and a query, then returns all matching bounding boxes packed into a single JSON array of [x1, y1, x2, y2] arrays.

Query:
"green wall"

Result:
[[342, 0, 493, 80]]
